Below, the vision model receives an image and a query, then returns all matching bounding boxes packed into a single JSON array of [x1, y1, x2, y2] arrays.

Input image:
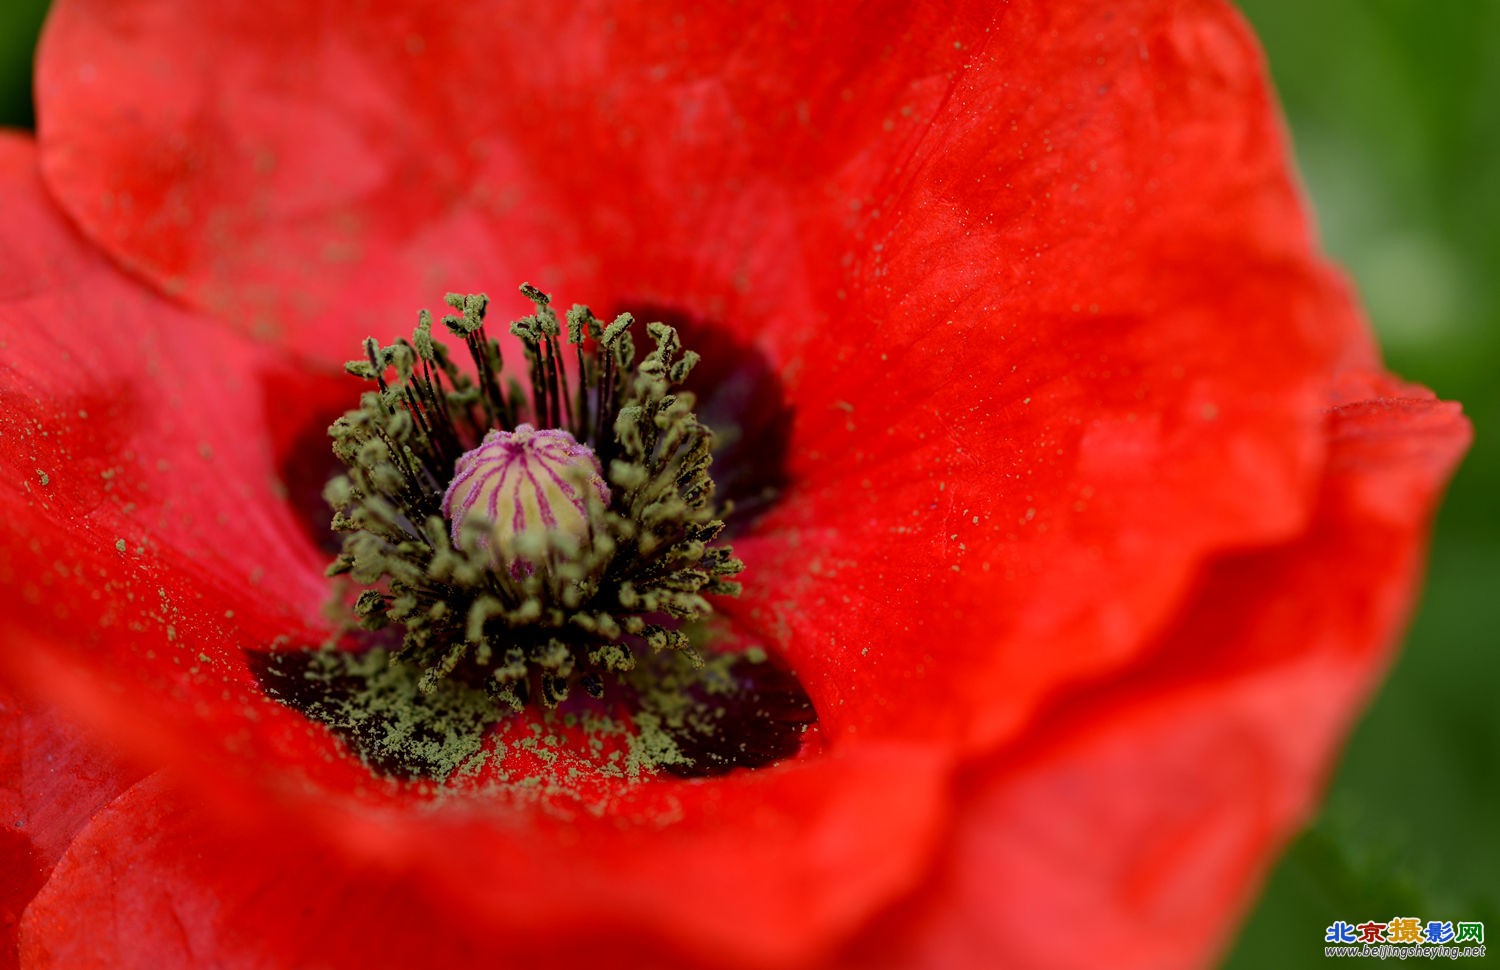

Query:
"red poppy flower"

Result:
[[0, 0, 1470, 968]]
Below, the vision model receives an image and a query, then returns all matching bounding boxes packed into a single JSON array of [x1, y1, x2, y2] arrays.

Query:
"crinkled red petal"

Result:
[[38, 0, 1379, 754], [0, 685, 142, 970], [20, 742, 954, 969], [38, 1, 1365, 363], [21, 776, 626, 970], [836, 384, 1469, 969], [0, 131, 348, 769]]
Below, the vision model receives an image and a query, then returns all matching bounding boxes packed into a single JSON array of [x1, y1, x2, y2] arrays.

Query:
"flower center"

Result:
[[253, 286, 814, 783]]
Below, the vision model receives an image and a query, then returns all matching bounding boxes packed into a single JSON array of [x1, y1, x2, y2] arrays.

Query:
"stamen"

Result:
[[322, 285, 745, 707]]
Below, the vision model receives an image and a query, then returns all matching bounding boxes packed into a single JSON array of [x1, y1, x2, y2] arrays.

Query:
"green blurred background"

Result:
[[1, 2, 1494, 966]]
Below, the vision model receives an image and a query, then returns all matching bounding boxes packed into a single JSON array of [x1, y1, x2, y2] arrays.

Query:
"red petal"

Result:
[[0, 130, 346, 756], [19, 776, 551, 970], [0, 129, 426, 848], [838, 386, 1469, 969], [35, 1, 1373, 359], [22, 747, 951, 969], [0, 685, 141, 970]]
